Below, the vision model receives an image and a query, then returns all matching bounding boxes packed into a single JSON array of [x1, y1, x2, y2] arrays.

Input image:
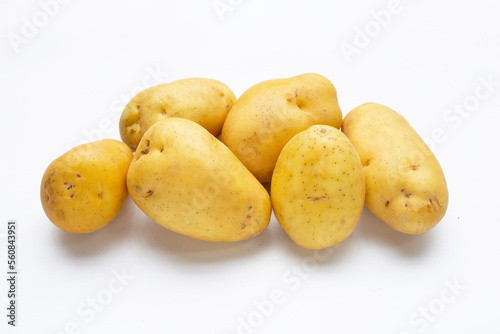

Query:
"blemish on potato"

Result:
[[307, 196, 329, 201], [144, 189, 155, 198], [409, 164, 420, 170]]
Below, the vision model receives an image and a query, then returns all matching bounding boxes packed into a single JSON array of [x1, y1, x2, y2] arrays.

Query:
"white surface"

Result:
[[1, 0, 499, 333]]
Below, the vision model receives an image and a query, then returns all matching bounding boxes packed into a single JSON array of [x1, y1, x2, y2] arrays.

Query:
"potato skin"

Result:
[[342, 103, 449, 234], [221, 73, 342, 183], [127, 118, 272, 242], [271, 125, 365, 249], [120, 78, 236, 151], [40, 139, 133, 233]]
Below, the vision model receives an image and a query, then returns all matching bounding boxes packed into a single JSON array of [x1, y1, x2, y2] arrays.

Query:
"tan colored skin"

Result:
[[221, 73, 342, 183], [342, 103, 449, 234], [127, 118, 272, 242], [41, 139, 133, 233], [120, 78, 236, 151], [271, 125, 365, 249]]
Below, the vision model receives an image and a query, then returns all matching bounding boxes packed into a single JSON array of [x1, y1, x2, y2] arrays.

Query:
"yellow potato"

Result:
[[221, 73, 342, 183], [342, 103, 449, 234], [127, 118, 272, 242], [40, 139, 133, 233], [271, 125, 365, 249], [120, 78, 236, 151]]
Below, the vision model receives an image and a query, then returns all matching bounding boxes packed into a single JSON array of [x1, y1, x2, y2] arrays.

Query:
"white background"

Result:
[[1, 0, 499, 333]]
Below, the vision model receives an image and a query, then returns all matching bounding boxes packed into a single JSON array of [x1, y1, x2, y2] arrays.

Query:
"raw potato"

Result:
[[342, 103, 449, 234], [120, 78, 236, 151], [271, 125, 365, 249], [40, 139, 133, 233], [221, 73, 342, 183], [127, 118, 272, 242]]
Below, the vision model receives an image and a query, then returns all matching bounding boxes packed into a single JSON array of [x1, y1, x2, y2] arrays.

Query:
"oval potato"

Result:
[[342, 103, 449, 234], [41, 139, 133, 233], [120, 78, 236, 151], [127, 118, 272, 242], [221, 73, 342, 183], [271, 125, 365, 249]]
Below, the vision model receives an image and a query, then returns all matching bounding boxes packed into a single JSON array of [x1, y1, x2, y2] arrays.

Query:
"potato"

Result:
[[127, 118, 272, 242], [271, 125, 365, 249], [40, 139, 133, 233], [120, 78, 236, 151], [221, 73, 342, 183], [342, 103, 449, 234]]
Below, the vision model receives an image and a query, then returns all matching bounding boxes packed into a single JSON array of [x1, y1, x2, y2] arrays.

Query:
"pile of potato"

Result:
[[40, 74, 448, 249]]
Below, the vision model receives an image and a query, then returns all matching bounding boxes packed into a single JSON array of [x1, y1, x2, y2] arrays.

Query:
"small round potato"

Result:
[[40, 139, 133, 233], [120, 78, 236, 151], [342, 103, 449, 234], [271, 125, 365, 249]]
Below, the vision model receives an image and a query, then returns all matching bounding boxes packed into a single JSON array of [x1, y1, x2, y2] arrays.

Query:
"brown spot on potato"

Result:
[[241, 205, 253, 229], [144, 189, 155, 198], [409, 164, 420, 170], [307, 196, 329, 201], [385, 200, 390, 207], [141, 149, 149, 155]]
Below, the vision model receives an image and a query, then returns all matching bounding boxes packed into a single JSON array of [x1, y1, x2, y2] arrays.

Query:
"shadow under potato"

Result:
[[355, 207, 436, 257], [137, 212, 275, 264], [56, 196, 137, 257]]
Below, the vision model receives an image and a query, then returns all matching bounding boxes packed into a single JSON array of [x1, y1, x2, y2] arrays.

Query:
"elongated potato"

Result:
[[342, 103, 448, 234], [120, 78, 236, 151], [271, 125, 365, 249], [41, 139, 133, 233], [127, 118, 272, 242], [221, 73, 342, 183]]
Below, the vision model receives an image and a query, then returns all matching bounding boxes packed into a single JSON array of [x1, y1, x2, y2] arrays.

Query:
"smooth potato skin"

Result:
[[342, 103, 449, 234], [127, 118, 272, 242], [120, 78, 236, 151], [221, 73, 342, 183], [271, 125, 365, 249], [41, 139, 133, 233]]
